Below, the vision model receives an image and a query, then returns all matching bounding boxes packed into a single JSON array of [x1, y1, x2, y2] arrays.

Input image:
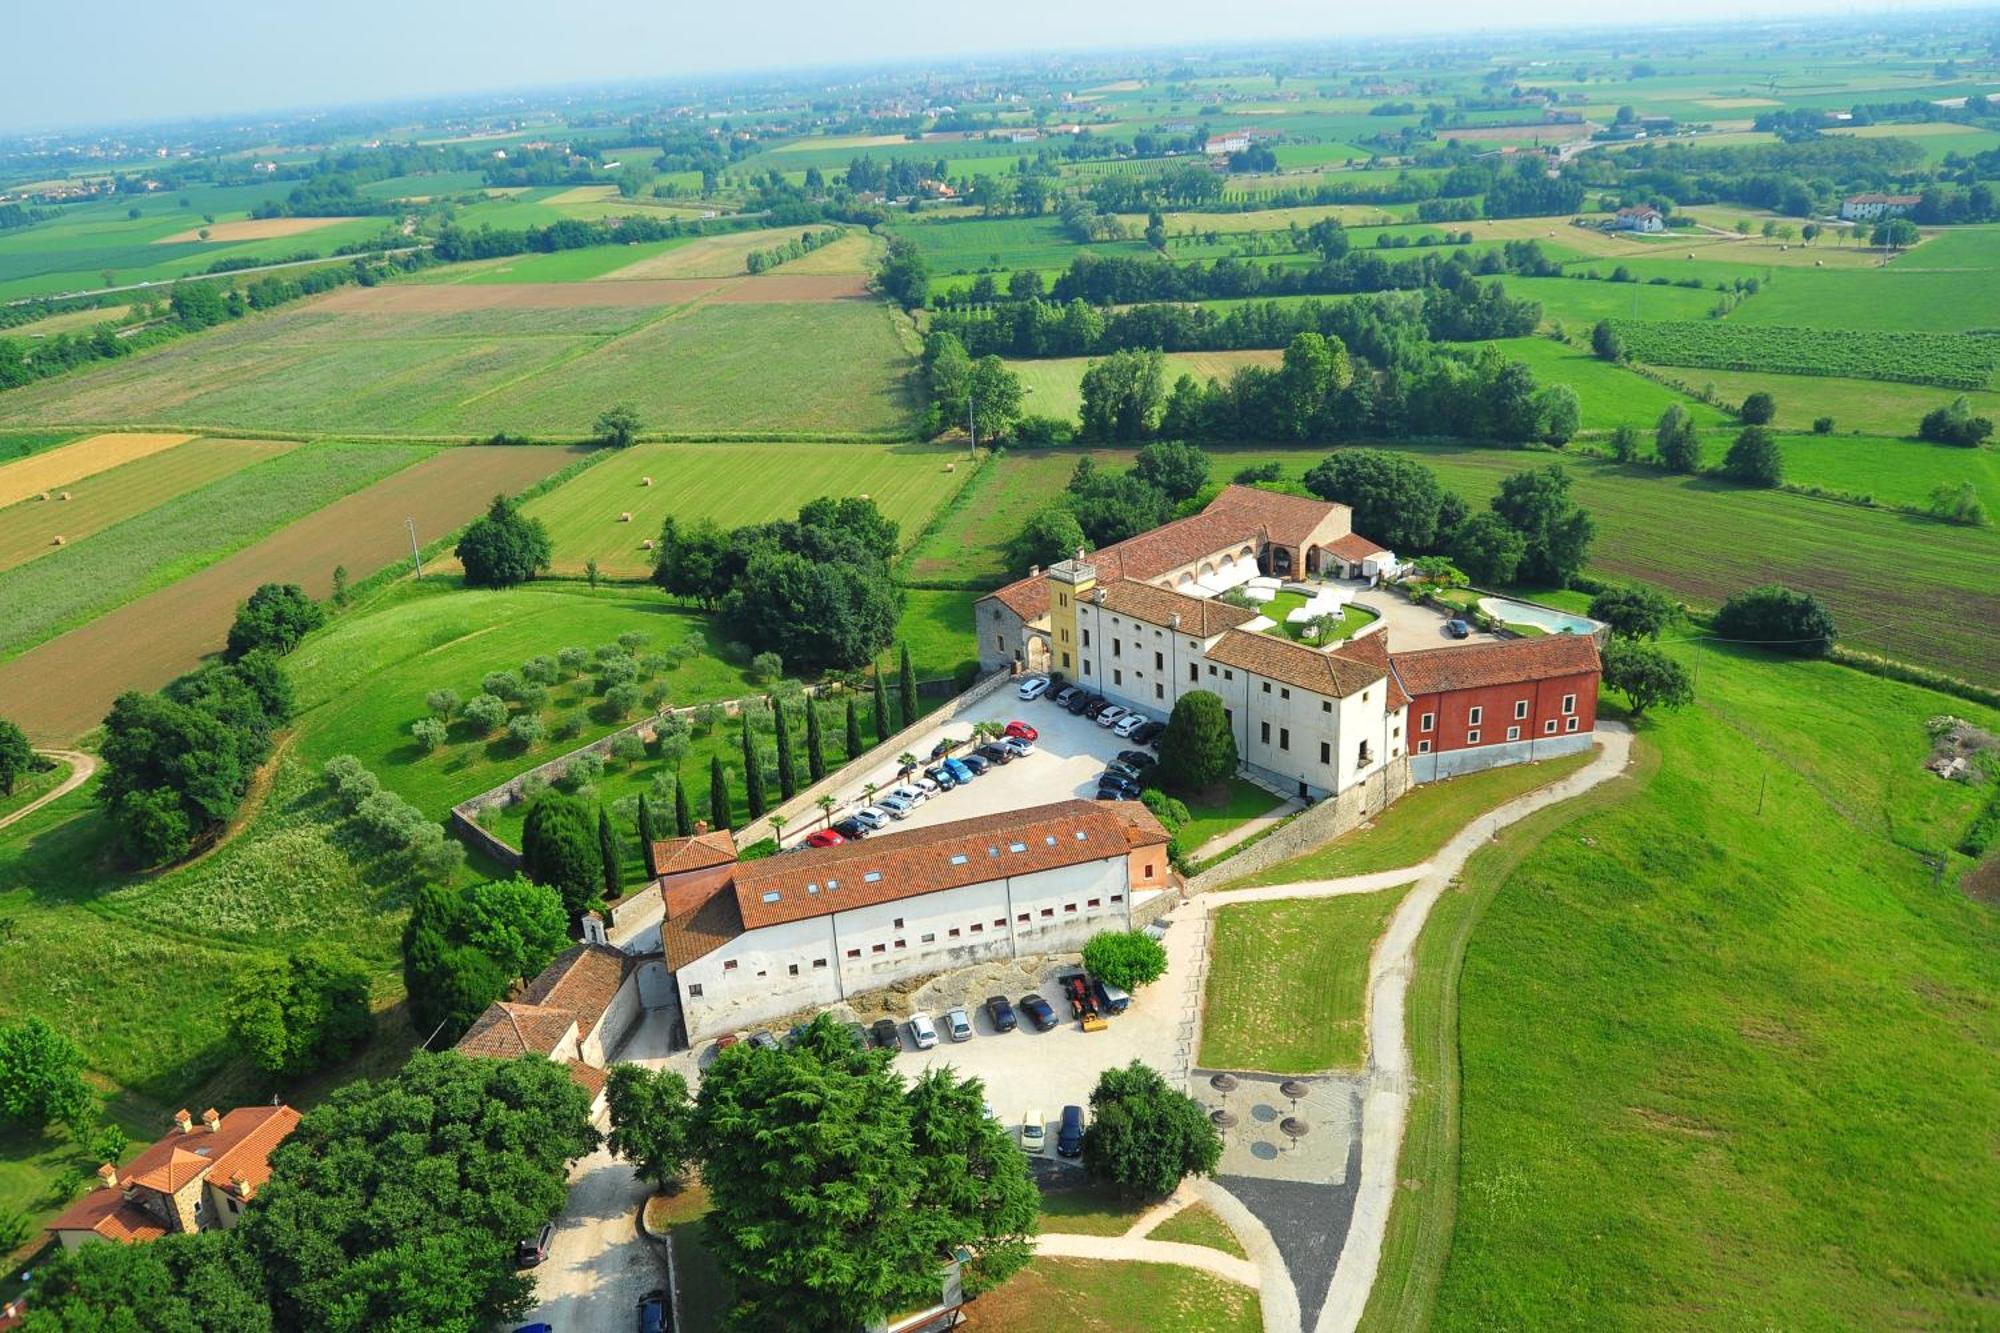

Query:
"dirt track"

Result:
[[313, 279, 732, 313], [0, 445, 592, 742], [705, 274, 873, 302]]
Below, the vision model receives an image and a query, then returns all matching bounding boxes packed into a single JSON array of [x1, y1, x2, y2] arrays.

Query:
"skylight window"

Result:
[[863, 870, 882, 883], [806, 883, 819, 894], [761, 891, 781, 903], [1074, 830, 1088, 840], [1009, 841, 1027, 853], [949, 853, 968, 865], [1044, 834, 1057, 846]]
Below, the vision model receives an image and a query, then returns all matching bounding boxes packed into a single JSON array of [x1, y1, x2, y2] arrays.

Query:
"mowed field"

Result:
[[523, 441, 975, 577], [0, 431, 194, 506], [0, 444, 590, 741], [0, 437, 297, 572], [906, 448, 1137, 586], [1004, 350, 1284, 421], [594, 226, 839, 279], [0, 286, 919, 438], [1650, 365, 2000, 437]]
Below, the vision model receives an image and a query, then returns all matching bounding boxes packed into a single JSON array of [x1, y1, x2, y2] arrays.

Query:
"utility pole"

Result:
[[406, 517, 423, 579]]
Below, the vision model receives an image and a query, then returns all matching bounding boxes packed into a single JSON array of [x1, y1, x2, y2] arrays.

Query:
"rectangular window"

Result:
[[846, 948, 860, 959], [1189, 663, 1199, 682], [1514, 699, 1529, 720], [723, 960, 738, 972], [970, 922, 984, 933], [1087, 898, 1101, 908], [948, 927, 961, 938], [1320, 741, 1331, 764], [1009, 841, 1027, 853], [689, 983, 704, 997], [1281, 688, 1291, 700], [1420, 712, 1434, 731], [813, 958, 827, 969], [1566, 717, 1580, 732], [1261, 681, 1270, 694], [1562, 694, 1577, 715], [995, 918, 1007, 928], [1041, 907, 1055, 918], [996, 635, 1004, 651], [1260, 721, 1271, 744], [920, 933, 935, 944], [1545, 719, 1558, 734], [872, 943, 886, 953], [1466, 729, 1481, 745], [1358, 740, 1372, 766], [1156, 684, 1165, 701], [1417, 740, 1431, 754], [1154, 652, 1164, 671], [1468, 706, 1483, 725], [893, 917, 904, 928], [1113, 668, 1122, 686], [1224, 670, 1234, 681], [1062, 652, 1071, 670], [1063, 903, 1077, 913], [1322, 700, 1332, 713], [1017, 912, 1030, 923], [1111, 892, 1125, 903], [1112, 640, 1121, 658], [1278, 727, 1290, 751], [1084, 661, 1093, 676], [788, 963, 799, 976], [894, 941, 906, 950], [1083, 628, 1091, 646], [1507, 726, 1521, 741], [864, 871, 882, 883], [761, 890, 780, 903]]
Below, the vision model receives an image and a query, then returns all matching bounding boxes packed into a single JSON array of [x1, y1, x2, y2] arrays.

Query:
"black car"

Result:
[[1065, 691, 1096, 715], [870, 1017, 902, 1050], [985, 994, 1018, 1033], [976, 742, 1015, 766], [1019, 994, 1058, 1032], [517, 1220, 555, 1268], [958, 752, 990, 775], [831, 817, 866, 840], [924, 763, 957, 790], [637, 1288, 671, 1333], [1082, 697, 1112, 719], [928, 736, 958, 760], [1097, 776, 1141, 800], [1131, 720, 1166, 745], [1105, 760, 1147, 784], [1116, 750, 1157, 772], [1053, 686, 1081, 708], [746, 1031, 779, 1051]]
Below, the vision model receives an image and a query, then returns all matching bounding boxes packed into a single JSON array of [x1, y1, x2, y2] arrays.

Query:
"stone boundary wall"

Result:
[[1183, 756, 1413, 894], [735, 668, 1016, 846]]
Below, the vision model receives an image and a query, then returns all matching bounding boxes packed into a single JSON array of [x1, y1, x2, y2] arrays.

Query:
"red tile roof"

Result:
[[1390, 634, 1601, 697], [1201, 484, 1349, 548], [652, 828, 737, 875], [1201, 629, 1389, 699], [456, 1001, 580, 1059], [1325, 532, 1387, 561], [566, 1060, 610, 1101], [45, 1105, 299, 1243], [1094, 579, 1258, 636], [663, 872, 746, 970], [1334, 631, 1409, 709], [731, 800, 1169, 932], [519, 943, 638, 1040]]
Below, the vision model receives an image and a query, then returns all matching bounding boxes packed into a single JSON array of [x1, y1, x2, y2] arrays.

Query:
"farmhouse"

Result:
[[657, 800, 1171, 1041], [1393, 636, 1601, 780], [1204, 131, 1252, 155], [45, 1105, 300, 1250], [1840, 192, 1921, 221], [1612, 205, 1665, 232], [453, 939, 655, 1114]]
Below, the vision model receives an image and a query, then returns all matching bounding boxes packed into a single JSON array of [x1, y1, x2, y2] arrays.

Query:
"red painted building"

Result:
[[1390, 636, 1601, 778]]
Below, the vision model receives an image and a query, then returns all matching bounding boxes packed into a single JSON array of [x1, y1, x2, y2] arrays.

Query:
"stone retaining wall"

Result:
[[1182, 756, 1412, 894]]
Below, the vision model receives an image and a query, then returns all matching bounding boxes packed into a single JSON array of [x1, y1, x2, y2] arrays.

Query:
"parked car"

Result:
[[712, 1033, 740, 1054], [877, 792, 919, 819], [1053, 686, 1081, 708], [908, 1013, 939, 1050], [1081, 697, 1112, 719], [929, 736, 960, 761], [1097, 775, 1141, 800], [1105, 760, 1148, 785], [1020, 1110, 1047, 1155], [909, 774, 940, 796], [803, 828, 845, 848], [1096, 705, 1128, 729], [1115, 750, 1157, 773], [924, 764, 957, 790], [1144, 918, 1172, 942], [1446, 617, 1472, 639], [943, 757, 975, 783], [976, 742, 1015, 766], [515, 1325, 555, 1333], [1004, 720, 1039, 742], [1067, 692, 1098, 715], [831, 817, 868, 840], [637, 1289, 670, 1333], [1019, 993, 1058, 1032], [985, 994, 1018, 1032], [1131, 720, 1166, 746], [1089, 976, 1132, 1016], [517, 1221, 556, 1268], [1017, 674, 1051, 700], [870, 1017, 902, 1050], [998, 735, 1033, 758], [746, 1031, 779, 1051], [1057, 1105, 1086, 1158], [942, 1007, 973, 1042], [852, 806, 892, 831], [958, 752, 990, 776], [1114, 712, 1150, 738]]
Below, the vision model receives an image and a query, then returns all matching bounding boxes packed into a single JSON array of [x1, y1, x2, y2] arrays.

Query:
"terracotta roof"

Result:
[[1335, 632, 1409, 710], [1390, 634, 1601, 697], [1201, 629, 1388, 699], [456, 1001, 580, 1059], [1200, 484, 1349, 548], [45, 1105, 299, 1243], [519, 943, 638, 1041], [652, 828, 737, 876], [1093, 579, 1258, 637], [1325, 532, 1387, 561], [731, 800, 1169, 931], [1845, 192, 1920, 205], [663, 874, 745, 970], [567, 1060, 610, 1101]]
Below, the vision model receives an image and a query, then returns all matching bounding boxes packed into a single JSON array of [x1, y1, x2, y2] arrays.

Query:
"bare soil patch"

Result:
[[154, 216, 345, 245], [315, 280, 728, 313], [0, 445, 591, 742], [0, 432, 194, 507], [705, 274, 873, 302]]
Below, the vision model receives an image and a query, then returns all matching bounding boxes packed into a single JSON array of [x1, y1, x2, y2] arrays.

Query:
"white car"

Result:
[[908, 1013, 939, 1050], [889, 784, 927, 806], [1021, 1109, 1047, 1154], [1114, 711, 1149, 738], [852, 805, 893, 830], [942, 1007, 973, 1042], [909, 774, 940, 796], [877, 793, 918, 819], [1096, 704, 1128, 728], [1016, 675, 1051, 700]]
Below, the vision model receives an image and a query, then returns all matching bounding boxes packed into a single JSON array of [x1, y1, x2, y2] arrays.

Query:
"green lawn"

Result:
[[1642, 364, 2000, 438], [0, 754, 69, 824], [1038, 1184, 1151, 1236], [523, 441, 975, 578], [1177, 778, 1287, 855], [0, 431, 82, 466], [1369, 647, 2000, 1329], [970, 1258, 1261, 1333], [1199, 887, 1409, 1073], [1485, 337, 1732, 432], [1256, 591, 1377, 645], [905, 448, 1136, 588], [1229, 748, 1598, 887], [1146, 1203, 1249, 1258], [1003, 351, 1284, 424]]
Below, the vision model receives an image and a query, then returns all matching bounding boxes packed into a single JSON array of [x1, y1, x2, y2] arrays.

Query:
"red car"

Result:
[[1004, 720, 1039, 743], [804, 828, 846, 848]]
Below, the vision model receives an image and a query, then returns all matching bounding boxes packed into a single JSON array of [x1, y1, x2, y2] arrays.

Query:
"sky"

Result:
[[1, 0, 1952, 133]]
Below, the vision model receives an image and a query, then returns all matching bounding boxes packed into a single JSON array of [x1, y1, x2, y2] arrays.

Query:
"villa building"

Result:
[[453, 938, 655, 1115], [1839, 192, 1920, 222]]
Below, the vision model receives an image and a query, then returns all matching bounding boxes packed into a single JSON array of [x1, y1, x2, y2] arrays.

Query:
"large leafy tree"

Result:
[[1132, 440, 1212, 502], [1654, 405, 1701, 473], [1155, 690, 1237, 794], [225, 944, 375, 1079], [521, 792, 601, 919], [0, 717, 32, 796], [1722, 425, 1784, 487], [1715, 584, 1837, 657], [1449, 511, 1526, 586], [1603, 640, 1694, 717], [1081, 1061, 1222, 1199], [457, 874, 569, 982], [238, 1052, 597, 1333], [18, 1229, 272, 1333], [1078, 347, 1166, 442], [606, 1064, 694, 1189], [1589, 586, 1677, 640], [904, 1068, 1038, 1296], [0, 1016, 92, 1131], [1303, 449, 1462, 553], [455, 494, 553, 589], [1005, 505, 1088, 575], [1081, 931, 1169, 990], [1489, 464, 1594, 588], [224, 582, 324, 661], [403, 876, 565, 1045]]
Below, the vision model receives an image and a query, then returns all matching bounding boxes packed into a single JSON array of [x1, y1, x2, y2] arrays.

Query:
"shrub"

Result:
[[1156, 691, 1237, 792], [1927, 481, 1987, 526], [508, 714, 547, 747], [411, 717, 447, 752], [558, 646, 590, 675], [1012, 413, 1075, 446], [750, 651, 784, 684], [225, 582, 324, 661], [1738, 391, 1776, 425], [611, 733, 648, 764], [1608, 423, 1641, 463], [1918, 396, 1995, 446], [461, 693, 509, 733], [1812, 416, 1835, 434], [1589, 586, 1676, 639], [553, 716, 584, 742], [1715, 584, 1836, 657], [425, 688, 461, 719], [597, 656, 639, 691], [1722, 425, 1783, 487], [1655, 405, 1701, 473]]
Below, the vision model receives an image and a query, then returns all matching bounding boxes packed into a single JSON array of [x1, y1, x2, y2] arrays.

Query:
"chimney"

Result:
[[581, 911, 608, 946], [1170, 613, 1182, 631], [98, 1163, 119, 1190], [1029, 563, 1041, 578], [231, 1173, 254, 1202], [173, 1108, 192, 1134], [1075, 546, 1085, 561], [694, 819, 708, 836], [202, 1108, 221, 1133]]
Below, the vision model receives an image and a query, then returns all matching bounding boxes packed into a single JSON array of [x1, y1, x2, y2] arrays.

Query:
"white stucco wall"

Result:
[[580, 971, 645, 1067]]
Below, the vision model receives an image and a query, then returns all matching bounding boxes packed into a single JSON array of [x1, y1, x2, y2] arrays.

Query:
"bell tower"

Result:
[[1045, 553, 1096, 677]]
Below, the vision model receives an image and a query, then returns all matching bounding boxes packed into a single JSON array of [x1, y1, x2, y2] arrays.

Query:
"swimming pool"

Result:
[[1478, 596, 1600, 637]]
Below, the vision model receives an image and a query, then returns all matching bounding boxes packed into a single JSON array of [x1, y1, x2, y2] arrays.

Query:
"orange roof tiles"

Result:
[[45, 1104, 299, 1243], [1094, 579, 1258, 636], [519, 944, 636, 1040], [652, 828, 738, 875], [663, 874, 745, 970], [1325, 532, 1387, 561], [1390, 635, 1601, 697], [1201, 629, 1388, 698], [456, 1001, 579, 1059]]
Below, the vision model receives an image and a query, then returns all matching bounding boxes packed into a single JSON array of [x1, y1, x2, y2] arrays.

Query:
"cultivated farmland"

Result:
[[1485, 337, 1732, 430], [1613, 320, 2000, 388], [523, 441, 975, 577], [595, 226, 835, 279], [0, 444, 589, 741], [1003, 349, 1284, 421], [1651, 366, 2000, 436], [0, 431, 194, 506]]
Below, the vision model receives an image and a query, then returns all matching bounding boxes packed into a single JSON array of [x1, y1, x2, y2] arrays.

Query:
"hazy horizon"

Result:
[[8, 0, 1982, 136]]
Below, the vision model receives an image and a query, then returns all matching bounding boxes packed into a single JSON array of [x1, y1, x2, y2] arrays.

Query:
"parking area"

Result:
[[1353, 588, 1506, 652], [786, 679, 1152, 845]]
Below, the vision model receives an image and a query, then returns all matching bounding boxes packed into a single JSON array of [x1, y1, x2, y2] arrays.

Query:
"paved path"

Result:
[[1033, 1227, 1262, 1288], [0, 750, 93, 832], [1188, 795, 1304, 863], [1316, 725, 1633, 1332]]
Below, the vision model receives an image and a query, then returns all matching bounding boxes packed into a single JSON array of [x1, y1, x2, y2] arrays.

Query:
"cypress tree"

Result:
[[636, 794, 658, 875], [898, 642, 918, 728], [741, 723, 766, 819], [805, 699, 827, 781], [873, 669, 892, 745], [674, 770, 693, 836], [709, 755, 732, 831], [844, 696, 862, 758], [773, 698, 798, 799], [597, 806, 623, 901]]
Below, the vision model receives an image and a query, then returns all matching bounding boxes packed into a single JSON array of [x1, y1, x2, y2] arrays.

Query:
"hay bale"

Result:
[[619, 511, 632, 523], [641, 539, 655, 551], [58, 491, 71, 501], [51, 535, 64, 546], [641, 476, 653, 486], [944, 462, 955, 473]]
